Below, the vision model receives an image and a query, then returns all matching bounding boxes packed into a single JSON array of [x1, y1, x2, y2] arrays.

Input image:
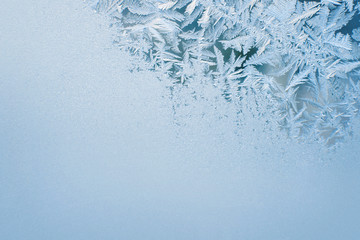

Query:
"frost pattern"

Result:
[[87, 0, 360, 146]]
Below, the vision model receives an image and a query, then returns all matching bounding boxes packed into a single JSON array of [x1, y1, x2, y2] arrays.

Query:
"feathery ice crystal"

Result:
[[87, 0, 360, 146]]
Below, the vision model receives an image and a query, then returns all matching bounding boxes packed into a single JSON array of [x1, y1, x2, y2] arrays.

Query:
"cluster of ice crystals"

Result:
[[87, 0, 360, 146]]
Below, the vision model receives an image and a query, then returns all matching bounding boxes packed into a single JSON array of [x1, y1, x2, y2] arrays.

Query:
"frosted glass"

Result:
[[1, 1, 360, 239]]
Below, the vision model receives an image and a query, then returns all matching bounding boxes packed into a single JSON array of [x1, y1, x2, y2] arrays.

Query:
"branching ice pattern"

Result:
[[87, 0, 360, 146]]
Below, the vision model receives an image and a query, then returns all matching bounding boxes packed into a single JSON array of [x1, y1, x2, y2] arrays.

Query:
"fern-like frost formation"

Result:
[[87, 0, 360, 146]]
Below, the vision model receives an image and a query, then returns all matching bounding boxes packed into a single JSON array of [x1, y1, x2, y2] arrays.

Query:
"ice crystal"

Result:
[[87, 0, 360, 146]]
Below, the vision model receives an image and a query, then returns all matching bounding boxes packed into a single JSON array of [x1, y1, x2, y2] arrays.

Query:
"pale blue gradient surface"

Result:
[[1, 1, 360, 239]]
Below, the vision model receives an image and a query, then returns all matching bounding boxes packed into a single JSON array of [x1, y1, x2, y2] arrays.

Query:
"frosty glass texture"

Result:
[[1, 1, 360, 240]]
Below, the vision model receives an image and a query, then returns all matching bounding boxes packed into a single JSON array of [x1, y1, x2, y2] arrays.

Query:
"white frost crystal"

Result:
[[88, 0, 360, 146]]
